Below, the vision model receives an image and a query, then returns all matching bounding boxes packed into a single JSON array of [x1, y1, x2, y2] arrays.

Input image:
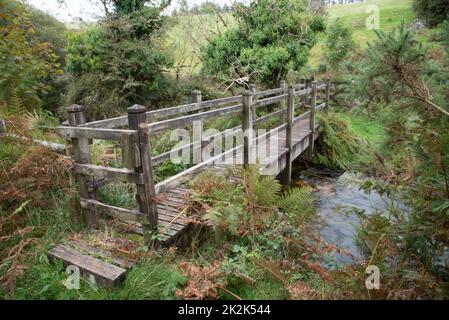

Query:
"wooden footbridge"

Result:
[[49, 79, 331, 287]]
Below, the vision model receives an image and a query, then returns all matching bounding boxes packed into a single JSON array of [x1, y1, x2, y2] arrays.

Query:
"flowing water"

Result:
[[293, 167, 398, 266]]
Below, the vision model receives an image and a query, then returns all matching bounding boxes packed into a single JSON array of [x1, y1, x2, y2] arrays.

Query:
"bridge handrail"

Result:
[[58, 78, 332, 246]]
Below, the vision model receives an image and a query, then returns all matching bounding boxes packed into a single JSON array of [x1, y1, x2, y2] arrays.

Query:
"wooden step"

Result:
[[66, 240, 135, 270], [48, 245, 127, 289]]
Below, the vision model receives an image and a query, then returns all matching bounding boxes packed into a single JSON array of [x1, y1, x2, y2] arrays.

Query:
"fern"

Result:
[[278, 187, 315, 225]]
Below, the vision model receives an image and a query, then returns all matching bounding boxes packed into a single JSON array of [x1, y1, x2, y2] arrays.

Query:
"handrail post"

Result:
[[67, 104, 99, 228], [127, 105, 159, 247], [191, 90, 202, 105], [300, 78, 306, 109], [325, 78, 331, 114], [191, 90, 203, 164], [309, 82, 317, 160], [279, 80, 287, 122], [249, 84, 257, 120], [283, 85, 295, 186], [0, 118, 5, 137], [242, 90, 254, 168]]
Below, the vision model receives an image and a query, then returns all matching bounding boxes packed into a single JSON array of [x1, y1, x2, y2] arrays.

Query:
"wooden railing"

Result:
[[57, 78, 331, 245]]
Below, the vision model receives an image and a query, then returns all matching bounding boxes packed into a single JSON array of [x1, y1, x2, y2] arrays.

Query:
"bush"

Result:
[[413, 0, 449, 27], [201, 0, 322, 88], [0, 0, 63, 113], [64, 3, 174, 119], [324, 19, 355, 71]]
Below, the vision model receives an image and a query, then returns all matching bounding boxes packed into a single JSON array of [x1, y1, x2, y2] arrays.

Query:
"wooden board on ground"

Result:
[[48, 245, 127, 289]]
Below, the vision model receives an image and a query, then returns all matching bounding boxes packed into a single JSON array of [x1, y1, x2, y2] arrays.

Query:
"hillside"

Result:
[[164, 0, 415, 75]]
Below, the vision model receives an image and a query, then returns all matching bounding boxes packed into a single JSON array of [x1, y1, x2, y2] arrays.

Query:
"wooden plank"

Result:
[[48, 245, 126, 289], [294, 88, 312, 97], [67, 105, 99, 228], [282, 85, 295, 186], [57, 127, 137, 141], [74, 164, 144, 184], [128, 105, 159, 246], [148, 104, 242, 134], [253, 94, 288, 109], [309, 82, 317, 159], [242, 91, 254, 167], [152, 125, 243, 166], [80, 199, 148, 224], [67, 240, 135, 270], [253, 87, 285, 99], [253, 108, 287, 125], [293, 111, 311, 124]]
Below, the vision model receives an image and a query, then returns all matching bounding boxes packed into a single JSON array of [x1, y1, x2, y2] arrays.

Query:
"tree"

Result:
[[64, 0, 173, 119], [413, 0, 449, 27], [324, 19, 355, 71], [0, 0, 62, 115], [201, 0, 324, 89]]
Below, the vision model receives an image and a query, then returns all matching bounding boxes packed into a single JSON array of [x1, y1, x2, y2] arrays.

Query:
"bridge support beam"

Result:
[[279, 80, 287, 122], [282, 85, 296, 186], [325, 78, 331, 114], [249, 84, 257, 120], [242, 90, 254, 168], [127, 105, 159, 247], [67, 105, 99, 229], [309, 82, 317, 160], [191, 90, 203, 163]]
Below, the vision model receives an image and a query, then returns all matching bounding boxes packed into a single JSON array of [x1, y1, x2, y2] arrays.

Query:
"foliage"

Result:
[[64, 2, 173, 119], [201, 0, 322, 88], [188, 165, 314, 237], [324, 19, 355, 71], [0, 146, 73, 211], [0, 0, 63, 113], [10, 254, 186, 300], [315, 112, 369, 170], [413, 0, 449, 27]]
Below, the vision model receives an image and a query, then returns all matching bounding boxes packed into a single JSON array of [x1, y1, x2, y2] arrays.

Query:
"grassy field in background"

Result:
[[164, 0, 415, 75], [308, 0, 414, 67]]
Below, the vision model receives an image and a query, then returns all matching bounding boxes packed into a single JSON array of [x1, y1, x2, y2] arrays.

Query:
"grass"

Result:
[[162, 0, 415, 74], [163, 14, 235, 77], [308, 0, 414, 67], [338, 113, 386, 147]]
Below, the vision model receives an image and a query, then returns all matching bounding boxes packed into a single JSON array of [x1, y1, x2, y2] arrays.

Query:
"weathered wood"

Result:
[[279, 80, 287, 122], [254, 108, 287, 125], [325, 78, 331, 114], [148, 104, 242, 134], [191, 90, 202, 105], [294, 88, 312, 97], [67, 240, 135, 270], [151, 124, 243, 166], [57, 127, 137, 141], [300, 78, 306, 108], [67, 104, 99, 228], [80, 198, 149, 224], [48, 245, 127, 289], [242, 90, 254, 168], [309, 82, 317, 160], [249, 84, 257, 120], [253, 94, 288, 109], [0, 118, 6, 137], [293, 110, 312, 124], [5, 133, 66, 154], [121, 131, 141, 170], [128, 105, 159, 246], [253, 87, 285, 99], [74, 164, 144, 184], [283, 85, 295, 186]]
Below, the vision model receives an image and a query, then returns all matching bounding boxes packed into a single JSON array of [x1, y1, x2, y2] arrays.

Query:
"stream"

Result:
[[293, 167, 397, 267]]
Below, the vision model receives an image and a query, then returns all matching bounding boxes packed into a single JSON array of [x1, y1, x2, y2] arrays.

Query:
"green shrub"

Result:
[[324, 19, 355, 71], [413, 0, 449, 27], [201, 0, 322, 88]]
